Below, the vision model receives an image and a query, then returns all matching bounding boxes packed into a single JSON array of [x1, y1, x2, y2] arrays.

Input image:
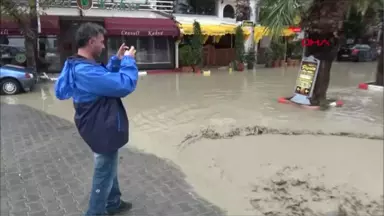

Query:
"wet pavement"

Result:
[[1, 61, 383, 215], [0, 103, 224, 216]]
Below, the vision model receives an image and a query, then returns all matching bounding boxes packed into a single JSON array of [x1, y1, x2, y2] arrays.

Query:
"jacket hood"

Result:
[[54, 56, 81, 100]]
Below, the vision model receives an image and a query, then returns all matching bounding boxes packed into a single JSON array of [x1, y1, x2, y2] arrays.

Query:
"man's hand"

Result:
[[116, 43, 129, 60], [124, 46, 136, 58]]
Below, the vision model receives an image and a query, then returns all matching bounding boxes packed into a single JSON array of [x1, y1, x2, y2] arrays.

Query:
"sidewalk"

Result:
[[0, 103, 224, 216]]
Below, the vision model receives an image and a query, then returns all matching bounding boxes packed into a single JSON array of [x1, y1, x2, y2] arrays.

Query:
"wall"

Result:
[[217, 0, 259, 21], [216, 0, 259, 54]]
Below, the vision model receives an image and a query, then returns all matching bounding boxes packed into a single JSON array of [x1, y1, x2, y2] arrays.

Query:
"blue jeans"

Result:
[[85, 151, 122, 216]]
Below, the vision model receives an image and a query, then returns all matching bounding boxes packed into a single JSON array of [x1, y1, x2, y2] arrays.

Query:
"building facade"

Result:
[[0, 0, 262, 71], [0, 0, 180, 72]]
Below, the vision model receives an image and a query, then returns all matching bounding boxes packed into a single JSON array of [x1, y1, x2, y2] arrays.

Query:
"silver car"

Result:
[[0, 64, 38, 95]]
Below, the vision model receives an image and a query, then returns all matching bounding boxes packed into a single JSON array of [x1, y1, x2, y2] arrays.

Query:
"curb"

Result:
[[145, 69, 181, 75], [277, 97, 344, 109], [358, 82, 384, 91], [39, 69, 182, 81]]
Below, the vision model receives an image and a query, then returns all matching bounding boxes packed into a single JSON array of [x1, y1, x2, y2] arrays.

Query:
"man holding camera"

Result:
[[55, 22, 138, 216]]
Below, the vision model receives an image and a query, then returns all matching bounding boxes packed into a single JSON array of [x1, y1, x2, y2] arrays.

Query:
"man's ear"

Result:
[[88, 37, 94, 45]]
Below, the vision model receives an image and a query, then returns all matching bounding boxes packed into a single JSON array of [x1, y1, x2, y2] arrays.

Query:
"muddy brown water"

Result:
[[1, 62, 383, 215]]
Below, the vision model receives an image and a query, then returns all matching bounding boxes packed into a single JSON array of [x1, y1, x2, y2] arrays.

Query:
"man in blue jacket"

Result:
[[55, 22, 138, 216]]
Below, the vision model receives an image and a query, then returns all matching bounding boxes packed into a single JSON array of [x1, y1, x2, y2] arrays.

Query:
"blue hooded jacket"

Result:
[[55, 55, 138, 154]]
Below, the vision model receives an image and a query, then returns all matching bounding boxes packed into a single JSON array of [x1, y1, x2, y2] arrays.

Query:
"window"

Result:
[[107, 36, 172, 65], [223, 5, 235, 19], [0, 36, 25, 66], [153, 37, 171, 63], [174, 0, 217, 15], [0, 35, 60, 71], [40, 36, 60, 71]]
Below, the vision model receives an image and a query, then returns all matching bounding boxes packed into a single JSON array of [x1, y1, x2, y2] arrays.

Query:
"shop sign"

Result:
[[96, 0, 147, 10], [77, 0, 93, 10], [242, 21, 254, 27], [121, 30, 140, 36], [301, 39, 330, 47], [121, 30, 164, 36], [15, 53, 27, 63], [295, 56, 320, 99]]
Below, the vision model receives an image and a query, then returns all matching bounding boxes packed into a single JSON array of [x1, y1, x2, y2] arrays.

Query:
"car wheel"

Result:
[[0, 78, 21, 95]]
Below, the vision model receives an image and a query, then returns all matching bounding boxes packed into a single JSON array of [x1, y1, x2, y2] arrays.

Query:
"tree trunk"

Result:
[[301, 0, 351, 106], [375, 22, 384, 86], [305, 32, 339, 106], [23, 15, 39, 73]]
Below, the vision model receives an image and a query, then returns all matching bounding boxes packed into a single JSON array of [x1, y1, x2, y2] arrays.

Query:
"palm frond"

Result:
[[258, 0, 312, 40]]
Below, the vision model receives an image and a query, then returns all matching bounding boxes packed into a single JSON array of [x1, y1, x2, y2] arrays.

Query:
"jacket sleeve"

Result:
[[105, 55, 121, 72], [75, 56, 138, 98]]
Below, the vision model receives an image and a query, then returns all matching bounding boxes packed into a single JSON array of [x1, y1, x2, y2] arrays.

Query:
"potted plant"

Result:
[[245, 47, 256, 70], [190, 21, 204, 73], [234, 26, 245, 71], [179, 45, 193, 72], [264, 48, 273, 67], [270, 40, 285, 67]]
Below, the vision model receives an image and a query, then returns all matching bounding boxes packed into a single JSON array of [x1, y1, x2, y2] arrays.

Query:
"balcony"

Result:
[[42, 0, 174, 13]]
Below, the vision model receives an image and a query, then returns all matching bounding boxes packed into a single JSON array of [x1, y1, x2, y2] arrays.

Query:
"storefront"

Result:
[[0, 16, 61, 70], [104, 17, 179, 70], [175, 15, 251, 66], [1, 14, 179, 72]]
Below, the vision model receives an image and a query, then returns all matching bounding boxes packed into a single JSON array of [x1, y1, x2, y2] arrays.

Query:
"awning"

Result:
[[40, 16, 60, 35], [104, 17, 180, 37], [0, 19, 22, 35], [179, 23, 251, 37], [254, 26, 295, 42], [0, 15, 59, 35]]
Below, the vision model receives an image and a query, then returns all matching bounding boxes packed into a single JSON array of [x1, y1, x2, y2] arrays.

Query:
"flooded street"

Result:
[[2, 62, 383, 215]]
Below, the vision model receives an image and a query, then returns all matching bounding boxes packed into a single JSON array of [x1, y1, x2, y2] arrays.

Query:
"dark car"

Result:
[[337, 44, 377, 62]]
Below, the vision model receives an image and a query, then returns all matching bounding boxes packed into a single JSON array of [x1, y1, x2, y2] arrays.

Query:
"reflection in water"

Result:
[[1, 62, 382, 137]]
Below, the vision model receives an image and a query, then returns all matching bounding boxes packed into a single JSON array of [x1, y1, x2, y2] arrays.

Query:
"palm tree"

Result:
[[259, 0, 383, 106]]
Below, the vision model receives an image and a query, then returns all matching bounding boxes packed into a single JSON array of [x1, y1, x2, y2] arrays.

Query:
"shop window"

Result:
[[0, 35, 60, 71], [153, 37, 171, 63], [108, 36, 172, 65], [0, 36, 25, 66], [40, 36, 60, 72]]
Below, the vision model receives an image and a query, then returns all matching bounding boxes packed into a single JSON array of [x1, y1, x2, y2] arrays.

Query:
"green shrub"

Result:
[[179, 45, 193, 66], [190, 21, 204, 66], [235, 26, 245, 63]]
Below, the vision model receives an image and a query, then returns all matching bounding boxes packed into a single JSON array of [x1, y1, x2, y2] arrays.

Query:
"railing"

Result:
[[40, 0, 174, 13]]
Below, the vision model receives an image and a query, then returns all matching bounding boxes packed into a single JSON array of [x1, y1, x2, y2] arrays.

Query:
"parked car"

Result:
[[337, 44, 377, 62], [0, 64, 38, 95]]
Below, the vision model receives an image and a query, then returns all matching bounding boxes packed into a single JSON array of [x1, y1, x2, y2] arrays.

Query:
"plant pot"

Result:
[[236, 62, 245, 71], [272, 60, 280, 68], [193, 66, 201, 73], [246, 62, 254, 70], [287, 59, 293, 66], [181, 66, 193, 72]]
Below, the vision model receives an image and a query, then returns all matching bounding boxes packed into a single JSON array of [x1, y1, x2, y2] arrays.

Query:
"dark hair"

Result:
[[75, 22, 106, 48]]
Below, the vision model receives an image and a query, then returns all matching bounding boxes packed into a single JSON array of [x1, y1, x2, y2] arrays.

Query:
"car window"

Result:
[[353, 44, 370, 49]]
